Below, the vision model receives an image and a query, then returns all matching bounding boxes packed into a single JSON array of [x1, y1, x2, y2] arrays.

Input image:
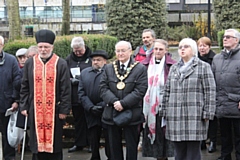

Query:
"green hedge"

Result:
[[3, 34, 118, 59], [217, 30, 224, 49]]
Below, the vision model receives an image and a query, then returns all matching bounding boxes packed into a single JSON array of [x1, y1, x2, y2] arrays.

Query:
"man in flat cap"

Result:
[[19, 29, 71, 160], [78, 50, 110, 160], [16, 48, 28, 69]]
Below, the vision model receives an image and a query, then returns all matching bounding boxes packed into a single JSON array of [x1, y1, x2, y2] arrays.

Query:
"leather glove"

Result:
[[90, 105, 103, 116], [71, 78, 79, 85]]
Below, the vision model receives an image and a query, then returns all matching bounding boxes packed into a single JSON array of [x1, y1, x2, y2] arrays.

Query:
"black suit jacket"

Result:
[[99, 58, 148, 125]]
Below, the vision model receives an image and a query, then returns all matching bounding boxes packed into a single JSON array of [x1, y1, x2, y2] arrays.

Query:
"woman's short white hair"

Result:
[[71, 37, 85, 48], [179, 38, 198, 56]]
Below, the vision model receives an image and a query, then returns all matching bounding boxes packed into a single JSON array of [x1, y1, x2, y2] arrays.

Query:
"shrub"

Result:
[[217, 30, 224, 49], [214, 1, 240, 30], [3, 34, 118, 59], [167, 13, 218, 43], [167, 26, 188, 42]]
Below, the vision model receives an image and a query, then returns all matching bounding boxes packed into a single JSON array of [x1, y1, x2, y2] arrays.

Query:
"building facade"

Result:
[[0, 0, 213, 34]]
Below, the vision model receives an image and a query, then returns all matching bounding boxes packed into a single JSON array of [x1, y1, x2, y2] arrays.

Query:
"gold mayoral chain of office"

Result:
[[113, 61, 138, 90]]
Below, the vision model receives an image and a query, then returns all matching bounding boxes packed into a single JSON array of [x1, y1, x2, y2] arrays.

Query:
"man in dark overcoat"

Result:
[[66, 37, 92, 152], [212, 28, 240, 160], [0, 35, 21, 160], [78, 50, 110, 160], [99, 41, 148, 160]]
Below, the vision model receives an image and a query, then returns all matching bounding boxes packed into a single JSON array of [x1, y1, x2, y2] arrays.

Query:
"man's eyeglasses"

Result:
[[115, 48, 130, 53], [178, 45, 190, 49], [223, 35, 236, 39]]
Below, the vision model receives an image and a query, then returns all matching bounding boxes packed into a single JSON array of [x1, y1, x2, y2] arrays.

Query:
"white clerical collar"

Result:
[[120, 59, 130, 70]]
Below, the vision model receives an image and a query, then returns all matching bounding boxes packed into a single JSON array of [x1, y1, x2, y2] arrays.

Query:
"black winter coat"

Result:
[[65, 46, 92, 106], [0, 52, 20, 113], [99, 59, 148, 125], [212, 46, 240, 118], [78, 66, 106, 128], [198, 49, 216, 65]]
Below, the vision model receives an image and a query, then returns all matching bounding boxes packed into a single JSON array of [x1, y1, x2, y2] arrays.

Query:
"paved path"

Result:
[[14, 145, 236, 160]]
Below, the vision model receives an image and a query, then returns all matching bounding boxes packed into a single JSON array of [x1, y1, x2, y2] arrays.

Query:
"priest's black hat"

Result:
[[35, 29, 55, 45], [90, 50, 108, 59]]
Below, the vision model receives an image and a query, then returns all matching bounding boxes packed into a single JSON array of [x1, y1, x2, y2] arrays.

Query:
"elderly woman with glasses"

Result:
[[159, 38, 216, 160], [142, 39, 176, 160]]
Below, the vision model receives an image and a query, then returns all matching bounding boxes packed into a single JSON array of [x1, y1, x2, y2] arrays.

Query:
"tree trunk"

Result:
[[61, 0, 70, 35], [6, 0, 21, 41]]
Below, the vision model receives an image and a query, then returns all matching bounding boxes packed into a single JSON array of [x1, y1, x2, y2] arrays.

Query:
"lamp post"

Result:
[[33, 0, 36, 18], [4, 0, 7, 20], [45, 0, 48, 22], [207, 0, 211, 39]]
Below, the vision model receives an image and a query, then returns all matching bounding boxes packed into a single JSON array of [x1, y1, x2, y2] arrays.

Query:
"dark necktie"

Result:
[[120, 64, 125, 75]]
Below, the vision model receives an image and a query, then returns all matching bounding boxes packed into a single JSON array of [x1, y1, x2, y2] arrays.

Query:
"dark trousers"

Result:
[[103, 126, 111, 160], [32, 151, 62, 160], [173, 141, 201, 160], [107, 124, 139, 160], [219, 118, 240, 159], [208, 116, 218, 143], [89, 125, 102, 160], [89, 125, 110, 160], [72, 104, 88, 147], [0, 112, 16, 160]]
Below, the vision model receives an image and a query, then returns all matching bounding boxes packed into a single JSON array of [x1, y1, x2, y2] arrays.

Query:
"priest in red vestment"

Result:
[[20, 29, 71, 160]]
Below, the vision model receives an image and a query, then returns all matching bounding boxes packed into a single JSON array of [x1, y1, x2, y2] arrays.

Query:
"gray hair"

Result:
[[154, 39, 168, 49], [26, 45, 38, 55], [0, 36, 4, 45], [115, 41, 132, 50], [179, 38, 198, 56], [71, 37, 85, 48], [142, 29, 156, 38], [225, 29, 240, 41]]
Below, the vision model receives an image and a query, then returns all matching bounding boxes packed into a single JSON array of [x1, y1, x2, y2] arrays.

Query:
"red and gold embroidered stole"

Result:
[[33, 54, 59, 153]]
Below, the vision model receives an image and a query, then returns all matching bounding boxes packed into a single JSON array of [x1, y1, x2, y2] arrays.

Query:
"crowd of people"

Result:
[[0, 28, 239, 160]]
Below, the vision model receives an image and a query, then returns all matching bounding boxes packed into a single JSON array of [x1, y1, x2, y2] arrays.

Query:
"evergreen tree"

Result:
[[213, 0, 240, 30], [105, 0, 168, 49]]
